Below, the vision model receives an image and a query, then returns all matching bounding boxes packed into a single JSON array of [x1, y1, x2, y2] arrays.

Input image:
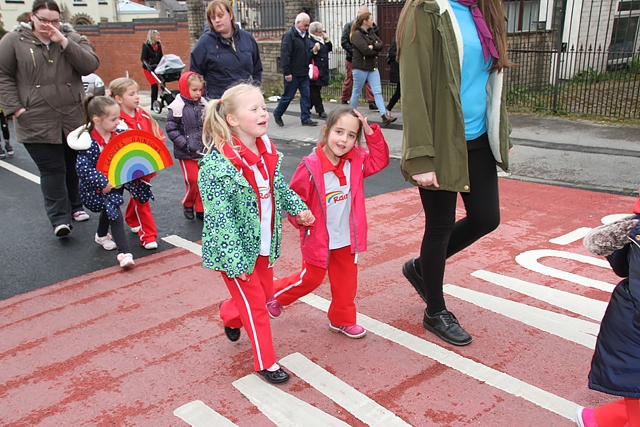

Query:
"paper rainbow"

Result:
[[96, 130, 173, 186]]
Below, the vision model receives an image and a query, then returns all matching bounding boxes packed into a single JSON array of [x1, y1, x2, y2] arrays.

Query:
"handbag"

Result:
[[308, 59, 319, 81]]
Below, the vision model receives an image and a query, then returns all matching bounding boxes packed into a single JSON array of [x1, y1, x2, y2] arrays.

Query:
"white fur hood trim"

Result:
[[67, 125, 92, 150]]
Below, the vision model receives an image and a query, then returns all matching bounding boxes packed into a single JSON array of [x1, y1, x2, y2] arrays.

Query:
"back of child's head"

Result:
[[321, 105, 363, 146], [82, 94, 118, 133], [202, 82, 262, 154], [109, 77, 138, 99]]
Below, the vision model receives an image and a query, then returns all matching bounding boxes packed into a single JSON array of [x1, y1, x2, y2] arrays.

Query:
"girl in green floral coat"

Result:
[[198, 83, 314, 384]]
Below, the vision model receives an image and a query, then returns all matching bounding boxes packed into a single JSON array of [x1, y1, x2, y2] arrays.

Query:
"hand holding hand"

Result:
[[411, 172, 439, 188], [352, 109, 373, 135], [296, 209, 315, 226]]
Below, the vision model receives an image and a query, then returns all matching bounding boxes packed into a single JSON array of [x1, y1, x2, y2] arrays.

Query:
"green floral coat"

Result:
[[198, 145, 307, 278]]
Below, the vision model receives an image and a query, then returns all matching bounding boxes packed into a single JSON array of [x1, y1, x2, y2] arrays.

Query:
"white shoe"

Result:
[[143, 241, 158, 250], [72, 210, 90, 222], [95, 233, 117, 250], [117, 253, 135, 268], [54, 224, 71, 237], [130, 226, 141, 233]]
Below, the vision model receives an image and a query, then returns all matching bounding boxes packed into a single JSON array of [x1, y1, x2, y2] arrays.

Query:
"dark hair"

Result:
[[32, 0, 60, 13], [321, 105, 363, 147], [17, 12, 31, 23], [82, 94, 119, 133]]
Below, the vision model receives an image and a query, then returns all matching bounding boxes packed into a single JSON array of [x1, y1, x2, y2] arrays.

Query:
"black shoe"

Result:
[[402, 258, 427, 304], [274, 115, 284, 127], [183, 205, 195, 220], [369, 103, 379, 111], [342, 100, 349, 105], [224, 326, 241, 342], [257, 367, 290, 384], [423, 309, 473, 346], [301, 119, 318, 126], [195, 212, 204, 220], [318, 111, 327, 119]]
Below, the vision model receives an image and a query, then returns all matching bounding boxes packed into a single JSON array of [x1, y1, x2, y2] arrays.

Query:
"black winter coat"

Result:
[[280, 25, 312, 77], [309, 38, 332, 87], [341, 20, 378, 63], [589, 215, 640, 398], [386, 37, 399, 84], [141, 42, 163, 71], [350, 26, 383, 72]]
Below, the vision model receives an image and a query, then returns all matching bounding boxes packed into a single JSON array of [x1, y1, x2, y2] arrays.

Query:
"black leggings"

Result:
[[417, 135, 500, 315], [387, 81, 401, 112], [96, 188, 130, 254], [310, 85, 324, 114], [0, 111, 9, 141]]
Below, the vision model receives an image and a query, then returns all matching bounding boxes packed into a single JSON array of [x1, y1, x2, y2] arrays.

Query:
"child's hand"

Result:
[[353, 109, 373, 135], [237, 273, 248, 281], [102, 183, 114, 194], [296, 210, 315, 226]]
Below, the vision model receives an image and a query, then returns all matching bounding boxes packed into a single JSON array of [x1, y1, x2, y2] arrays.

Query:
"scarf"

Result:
[[455, 0, 499, 62]]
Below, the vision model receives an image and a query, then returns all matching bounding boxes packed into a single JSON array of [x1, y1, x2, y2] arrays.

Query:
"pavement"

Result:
[[146, 91, 640, 195]]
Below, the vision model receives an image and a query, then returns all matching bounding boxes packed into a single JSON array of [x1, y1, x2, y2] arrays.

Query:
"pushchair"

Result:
[[144, 54, 185, 113]]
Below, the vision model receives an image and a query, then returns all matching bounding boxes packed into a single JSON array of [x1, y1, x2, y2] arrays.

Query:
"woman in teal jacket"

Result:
[[397, 0, 513, 346]]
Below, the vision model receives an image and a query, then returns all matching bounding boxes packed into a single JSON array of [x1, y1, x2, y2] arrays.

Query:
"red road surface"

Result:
[[1, 179, 635, 426]]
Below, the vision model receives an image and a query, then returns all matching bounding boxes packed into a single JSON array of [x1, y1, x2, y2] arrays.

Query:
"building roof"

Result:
[[118, 0, 159, 14]]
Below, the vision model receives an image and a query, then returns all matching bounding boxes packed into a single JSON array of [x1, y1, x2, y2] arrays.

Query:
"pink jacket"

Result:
[[288, 124, 389, 268]]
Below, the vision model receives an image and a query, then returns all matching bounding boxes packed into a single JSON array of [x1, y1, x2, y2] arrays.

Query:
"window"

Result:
[[504, 0, 541, 32], [608, 15, 639, 61]]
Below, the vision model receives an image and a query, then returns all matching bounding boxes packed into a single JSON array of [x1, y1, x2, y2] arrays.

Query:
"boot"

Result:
[[381, 112, 397, 126]]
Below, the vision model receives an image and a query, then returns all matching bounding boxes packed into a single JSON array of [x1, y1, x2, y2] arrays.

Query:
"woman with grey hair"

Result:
[[308, 21, 332, 118], [141, 29, 163, 107]]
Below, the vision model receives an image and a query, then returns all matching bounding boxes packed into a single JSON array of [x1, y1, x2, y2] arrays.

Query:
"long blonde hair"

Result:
[[108, 77, 163, 139], [202, 83, 262, 154], [145, 29, 159, 45], [396, 0, 514, 71]]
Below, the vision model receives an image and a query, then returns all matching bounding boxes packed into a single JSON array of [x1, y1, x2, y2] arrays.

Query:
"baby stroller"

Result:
[[144, 54, 185, 113]]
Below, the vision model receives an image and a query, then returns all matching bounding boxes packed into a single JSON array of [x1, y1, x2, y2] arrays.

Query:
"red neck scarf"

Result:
[[316, 142, 353, 187]]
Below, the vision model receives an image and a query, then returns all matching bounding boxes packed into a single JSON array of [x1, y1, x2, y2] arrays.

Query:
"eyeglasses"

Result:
[[33, 14, 61, 25]]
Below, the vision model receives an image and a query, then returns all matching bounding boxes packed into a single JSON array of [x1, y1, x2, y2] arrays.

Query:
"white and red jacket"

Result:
[[288, 124, 389, 268]]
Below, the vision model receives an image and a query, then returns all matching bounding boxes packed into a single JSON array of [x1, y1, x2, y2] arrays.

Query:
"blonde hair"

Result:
[[187, 73, 206, 87], [206, 0, 235, 33], [202, 83, 262, 154], [145, 29, 159, 45], [109, 77, 163, 139]]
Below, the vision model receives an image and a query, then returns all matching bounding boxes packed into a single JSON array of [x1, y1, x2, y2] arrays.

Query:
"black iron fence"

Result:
[[235, 0, 640, 118]]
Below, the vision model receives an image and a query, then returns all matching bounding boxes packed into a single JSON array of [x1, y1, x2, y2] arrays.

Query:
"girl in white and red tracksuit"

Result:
[[166, 72, 208, 220], [273, 105, 389, 338], [109, 77, 164, 250]]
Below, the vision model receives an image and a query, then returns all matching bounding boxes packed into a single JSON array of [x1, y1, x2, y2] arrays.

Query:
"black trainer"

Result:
[[224, 326, 241, 342], [423, 309, 473, 346], [257, 367, 290, 384], [183, 206, 195, 220], [402, 259, 427, 304]]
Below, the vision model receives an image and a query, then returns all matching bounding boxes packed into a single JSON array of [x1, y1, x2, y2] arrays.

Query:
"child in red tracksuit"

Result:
[[272, 105, 389, 338], [165, 72, 208, 220], [109, 77, 163, 250]]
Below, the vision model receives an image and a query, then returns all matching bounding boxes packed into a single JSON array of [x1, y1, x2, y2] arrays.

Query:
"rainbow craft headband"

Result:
[[96, 130, 173, 186]]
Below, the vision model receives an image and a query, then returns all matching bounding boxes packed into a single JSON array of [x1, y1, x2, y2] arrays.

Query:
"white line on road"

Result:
[[549, 227, 591, 245], [515, 249, 614, 292], [0, 160, 40, 184], [233, 374, 351, 427], [471, 270, 607, 321], [300, 293, 579, 421], [174, 400, 238, 427], [280, 352, 412, 427], [444, 284, 598, 348]]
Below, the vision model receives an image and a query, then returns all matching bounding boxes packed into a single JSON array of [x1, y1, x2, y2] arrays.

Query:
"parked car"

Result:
[[82, 73, 105, 96]]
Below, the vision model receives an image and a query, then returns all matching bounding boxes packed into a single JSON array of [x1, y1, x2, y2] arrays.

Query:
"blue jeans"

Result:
[[273, 75, 312, 122], [350, 69, 387, 115]]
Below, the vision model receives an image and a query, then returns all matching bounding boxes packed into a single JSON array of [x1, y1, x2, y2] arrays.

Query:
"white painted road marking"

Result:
[[174, 400, 238, 427], [0, 160, 40, 184], [549, 227, 591, 245], [280, 352, 412, 427]]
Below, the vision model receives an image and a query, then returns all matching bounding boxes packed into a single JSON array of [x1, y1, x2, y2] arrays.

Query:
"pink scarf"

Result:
[[455, 0, 499, 62]]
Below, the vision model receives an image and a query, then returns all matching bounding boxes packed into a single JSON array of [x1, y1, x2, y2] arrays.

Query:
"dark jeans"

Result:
[[417, 134, 500, 315], [387, 81, 401, 112], [24, 138, 82, 228], [310, 85, 325, 114], [0, 111, 9, 141], [273, 75, 312, 122], [97, 189, 130, 254]]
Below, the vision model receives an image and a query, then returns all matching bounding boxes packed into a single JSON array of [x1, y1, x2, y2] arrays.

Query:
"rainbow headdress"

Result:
[[96, 130, 173, 186]]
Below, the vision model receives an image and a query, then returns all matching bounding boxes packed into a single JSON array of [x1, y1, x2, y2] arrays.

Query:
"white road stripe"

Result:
[[233, 374, 351, 427], [515, 249, 614, 292], [0, 160, 40, 184], [549, 227, 591, 245], [174, 400, 238, 427], [471, 270, 607, 321], [280, 353, 411, 427], [162, 235, 202, 256], [444, 284, 598, 348], [300, 293, 579, 420]]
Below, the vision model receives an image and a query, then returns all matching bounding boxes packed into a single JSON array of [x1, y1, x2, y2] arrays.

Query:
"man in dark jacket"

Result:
[[273, 13, 317, 127], [340, 5, 377, 109]]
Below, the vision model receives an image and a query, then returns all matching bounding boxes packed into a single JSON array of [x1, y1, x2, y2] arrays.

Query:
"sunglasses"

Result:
[[33, 13, 61, 25]]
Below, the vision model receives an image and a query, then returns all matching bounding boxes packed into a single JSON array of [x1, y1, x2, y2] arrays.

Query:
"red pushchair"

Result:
[[144, 54, 185, 113]]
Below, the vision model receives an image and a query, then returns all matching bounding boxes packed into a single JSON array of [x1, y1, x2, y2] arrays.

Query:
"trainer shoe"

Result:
[[117, 253, 135, 268], [423, 309, 472, 346], [0, 148, 6, 159], [183, 205, 195, 220], [143, 241, 158, 250], [130, 226, 141, 233], [95, 233, 117, 250], [72, 210, 90, 222], [266, 296, 283, 319], [5, 142, 14, 156], [329, 323, 366, 339], [369, 103, 379, 111], [54, 224, 71, 237]]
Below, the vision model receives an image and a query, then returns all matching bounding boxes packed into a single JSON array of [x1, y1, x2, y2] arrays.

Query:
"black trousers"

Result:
[[387, 81, 401, 112], [151, 84, 159, 103], [0, 111, 9, 141], [310, 85, 325, 114], [97, 188, 130, 254], [417, 134, 500, 315]]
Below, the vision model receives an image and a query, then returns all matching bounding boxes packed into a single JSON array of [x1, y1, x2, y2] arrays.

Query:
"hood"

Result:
[[67, 125, 92, 150], [178, 71, 197, 99]]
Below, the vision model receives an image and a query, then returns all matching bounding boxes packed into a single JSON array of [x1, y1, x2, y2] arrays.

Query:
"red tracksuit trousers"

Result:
[[125, 182, 157, 246], [179, 159, 203, 213], [219, 256, 276, 372], [274, 246, 358, 326], [595, 398, 640, 427]]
